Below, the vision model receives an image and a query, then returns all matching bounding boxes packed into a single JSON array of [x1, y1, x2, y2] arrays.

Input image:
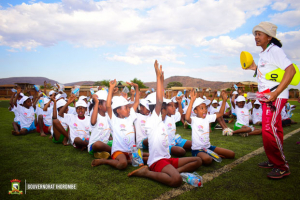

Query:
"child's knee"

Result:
[[228, 151, 235, 159], [173, 148, 186, 157], [169, 174, 182, 187], [38, 115, 43, 120], [116, 160, 127, 170], [195, 157, 203, 166], [202, 156, 213, 165]]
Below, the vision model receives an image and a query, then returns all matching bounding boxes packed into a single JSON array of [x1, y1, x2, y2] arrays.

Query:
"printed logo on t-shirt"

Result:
[[141, 120, 146, 126], [241, 111, 244, 114], [120, 124, 126, 131], [98, 123, 104, 129], [73, 123, 78, 129], [24, 113, 27, 116], [85, 127, 90, 131], [167, 123, 172, 128]]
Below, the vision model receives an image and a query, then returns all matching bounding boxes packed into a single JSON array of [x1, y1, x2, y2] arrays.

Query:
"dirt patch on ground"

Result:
[[155, 128, 300, 200]]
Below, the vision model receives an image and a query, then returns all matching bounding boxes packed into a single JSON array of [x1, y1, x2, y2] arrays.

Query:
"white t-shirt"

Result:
[[17, 105, 36, 128], [209, 106, 220, 115], [88, 113, 111, 152], [219, 101, 230, 113], [257, 44, 292, 99], [36, 106, 43, 116], [10, 106, 20, 122], [63, 114, 91, 145], [190, 114, 216, 150], [235, 104, 252, 126], [51, 114, 68, 136], [134, 113, 150, 147], [42, 107, 53, 126], [252, 107, 262, 124], [145, 111, 170, 167], [281, 106, 289, 120], [68, 106, 77, 115], [164, 112, 181, 146], [109, 107, 137, 155]]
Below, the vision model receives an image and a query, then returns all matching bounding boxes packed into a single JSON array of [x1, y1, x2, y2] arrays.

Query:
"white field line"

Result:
[[155, 128, 300, 200]]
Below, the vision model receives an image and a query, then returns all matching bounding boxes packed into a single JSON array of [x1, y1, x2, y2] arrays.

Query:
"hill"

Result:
[[0, 77, 57, 86], [144, 76, 237, 90]]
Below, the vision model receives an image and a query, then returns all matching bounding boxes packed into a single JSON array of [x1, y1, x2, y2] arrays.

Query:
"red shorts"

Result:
[[149, 158, 179, 172], [36, 123, 50, 134], [112, 151, 130, 160]]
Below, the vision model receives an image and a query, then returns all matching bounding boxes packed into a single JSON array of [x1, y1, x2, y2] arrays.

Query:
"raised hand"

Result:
[[50, 95, 56, 102], [109, 79, 117, 88], [92, 94, 99, 103], [221, 90, 228, 101], [175, 96, 182, 103], [126, 82, 138, 89], [190, 89, 196, 101], [68, 93, 76, 103], [154, 60, 163, 78]]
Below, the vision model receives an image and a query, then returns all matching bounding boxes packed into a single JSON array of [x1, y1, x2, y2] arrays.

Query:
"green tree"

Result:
[[167, 81, 183, 88], [130, 78, 148, 88], [93, 80, 110, 87], [226, 88, 231, 91], [40, 83, 53, 89]]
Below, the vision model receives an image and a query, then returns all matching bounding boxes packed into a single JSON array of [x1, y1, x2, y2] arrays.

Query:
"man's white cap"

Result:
[[203, 96, 207, 100], [55, 94, 62, 100], [233, 91, 238, 95], [212, 100, 218, 104], [95, 90, 108, 101], [236, 96, 246, 102], [112, 96, 130, 109], [79, 96, 87, 101], [254, 100, 261, 105], [192, 97, 211, 111], [49, 90, 55, 96], [76, 100, 87, 108], [19, 96, 29, 105], [145, 92, 156, 105], [57, 99, 67, 108], [44, 98, 50, 104], [139, 99, 150, 111]]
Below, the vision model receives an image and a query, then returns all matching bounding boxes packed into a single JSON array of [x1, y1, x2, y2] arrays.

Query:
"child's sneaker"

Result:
[[94, 152, 110, 159], [267, 168, 290, 179], [258, 161, 274, 168], [239, 133, 248, 137]]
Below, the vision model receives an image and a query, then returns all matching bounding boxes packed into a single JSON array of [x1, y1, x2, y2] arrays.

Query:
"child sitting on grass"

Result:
[[251, 100, 262, 125], [58, 94, 91, 150], [185, 89, 235, 165], [9, 91, 21, 134], [231, 95, 262, 137], [91, 80, 141, 170], [128, 60, 202, 187], [88, 91, 112, 159], [36, 98, 52, 136]]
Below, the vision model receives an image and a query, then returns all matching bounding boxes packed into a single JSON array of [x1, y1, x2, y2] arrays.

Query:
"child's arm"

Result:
[[185, 89, 196, 124], [126, 82, 139, 112], [58, 94, 76, 117], [44, 81, 47, 95], [229, 85, 234, 96], [216, 91, 228, 118], [91, 94, 99, 126], [51, 96, 57, 119], [176, 96, 183, 115], [43, 99, 52, 111], [10, 92, 16, 107], [208, 90, 217, 106], [32, 91, 42, 110], [13, 88, 22, 107], [130, 87, 135, 102], [107, 79, 117, 119], [154, 60, 164, 115], [231, 94, 236, 109]]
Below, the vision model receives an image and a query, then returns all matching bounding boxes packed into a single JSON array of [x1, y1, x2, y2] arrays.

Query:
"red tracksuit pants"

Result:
[[261, 98, 289, 171]]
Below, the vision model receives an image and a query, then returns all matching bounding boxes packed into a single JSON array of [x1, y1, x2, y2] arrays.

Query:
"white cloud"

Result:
[[271, 2, 288, 11], [107, 45, 185, 65], [0, 0, 273, 50]]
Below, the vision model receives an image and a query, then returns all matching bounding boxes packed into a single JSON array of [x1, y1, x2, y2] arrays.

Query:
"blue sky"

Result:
[[0, 0, 300, 89]]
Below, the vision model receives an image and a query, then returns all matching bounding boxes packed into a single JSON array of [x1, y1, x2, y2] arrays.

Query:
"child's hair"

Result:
[[89, 99, 105, 111], [149, 102, 167, 113], [113, 106, 120, 117], [149, 104, 155, 113]]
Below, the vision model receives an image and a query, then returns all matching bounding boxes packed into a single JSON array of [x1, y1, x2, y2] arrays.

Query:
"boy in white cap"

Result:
[[185, 89, 235, 165], [231, 95, 262, 137], [58, 94, 91, 150], [9, 91, 22, 133], [79, 96, 90, 116], [36, 98, 52, 136], [88, 90, 112, 159], [128, 60, 201, 187], [251, 100, 262, 125], [91, 79, 140, 169]]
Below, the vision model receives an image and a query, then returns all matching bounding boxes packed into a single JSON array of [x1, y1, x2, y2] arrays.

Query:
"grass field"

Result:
[[0, 100, 300, 200]]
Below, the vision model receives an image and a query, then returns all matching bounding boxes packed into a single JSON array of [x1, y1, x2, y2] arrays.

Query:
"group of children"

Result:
[[8, 60, 296, 187]]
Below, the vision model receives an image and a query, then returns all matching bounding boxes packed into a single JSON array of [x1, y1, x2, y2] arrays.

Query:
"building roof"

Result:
[[170, 87, 197, 90], [0, 84, 16, 87], [238, 81, 258, 85]]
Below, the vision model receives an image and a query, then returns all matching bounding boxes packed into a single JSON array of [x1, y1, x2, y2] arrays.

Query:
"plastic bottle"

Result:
[[247, 92, 270, 101], [33, 85, 40, 92], [11, 88, 17, 93], [203, 148, 222, 162], [151, 88, 155, 92], [72, 88, 80, 94], [180, 172, 202, 187], [175, 134, 182, 145], [177, 91, 183, 97], [90, 88, 95, 95], [131, 145, 139, 167], [234, 84, 238, 91], [137, 148, 144, 166], [217, 91, 220, 97]]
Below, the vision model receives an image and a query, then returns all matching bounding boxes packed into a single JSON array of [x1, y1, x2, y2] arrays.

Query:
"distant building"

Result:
[[236, 81, 258, 91]]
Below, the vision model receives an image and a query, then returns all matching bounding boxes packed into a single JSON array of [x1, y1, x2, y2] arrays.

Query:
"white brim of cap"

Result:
[[75, 100, 87, 108], [192, 98, 211, 110]]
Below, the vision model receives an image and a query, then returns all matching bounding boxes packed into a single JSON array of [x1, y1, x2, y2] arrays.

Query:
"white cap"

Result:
[[171, 97, 177, 103], [20, 93, 24, 97], [57, 99, 67, 108], [192, 97, 211, 111], [29, 96, 33, 99], [55, 94, 62, 100], [139, 99, 150, 111], [254, 100, 261, 105], [95, 90, 108, 101], [212, 100, 218, 104], [49, 90, 55, 96], [61, 93, 67, 99], [19, 96, 29, 105], [236, 96, 246, 102], [145, 92, 156, 105], [79, 96, 87, 101], [233, 91, 238, 95], [203, 95, 207, 100], [44, 98, 50, 104], [76, 100, 87, 108], [163, 98, 172, 104], [112, 96, 130, 109]]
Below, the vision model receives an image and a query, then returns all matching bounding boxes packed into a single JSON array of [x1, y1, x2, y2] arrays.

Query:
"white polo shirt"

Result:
[[257, 43, 292, 99]]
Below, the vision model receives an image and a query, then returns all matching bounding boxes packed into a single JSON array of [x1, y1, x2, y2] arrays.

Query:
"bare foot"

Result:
[[81, 146, 87, 151], [91, 159, 106, 167], [63, 142, 70, 146], [12, 130, 20, 136], [49, 135, 53, 139], [40, 133, 47, 137], [128, 165, 149, 177]]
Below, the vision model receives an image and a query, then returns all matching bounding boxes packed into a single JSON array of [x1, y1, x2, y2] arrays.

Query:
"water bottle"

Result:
[[180, 172, 202, 187], [247, 92, 270, 101], [90, 88, 95, 95], [11, 88, 17, 93], [184, 89, 186, 95], [151, 88, 155, 92], [203, 148, 222, 162], [131, 145, 139, 167], [72, 88, 80, 94], [217, 91, 220, 97], [34, 85, 40, 92], [234, 84, 238, 91], [175, 134, 182, 145], [137, 148, 144, 166], [177, 91, 183, 97]]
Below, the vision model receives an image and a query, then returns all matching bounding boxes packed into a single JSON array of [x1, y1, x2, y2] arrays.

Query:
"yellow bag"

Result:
[[240, 51, 253, 69], [265, 64, 300, 86]]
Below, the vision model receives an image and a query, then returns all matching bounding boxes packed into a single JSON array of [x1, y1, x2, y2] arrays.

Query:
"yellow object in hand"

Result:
[[240, 51, 253, 69], [265, 64, 300, 86]]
